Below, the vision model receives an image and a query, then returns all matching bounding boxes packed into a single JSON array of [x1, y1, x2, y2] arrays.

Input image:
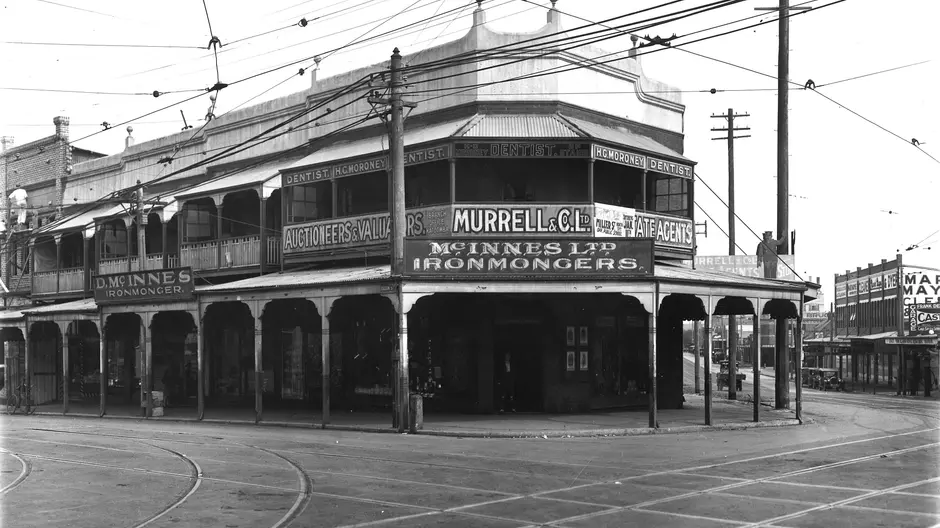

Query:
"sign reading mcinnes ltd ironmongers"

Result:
[[453, 142, 590, 158], [93, 267, 195, 304], [404, 238, 653, 278]]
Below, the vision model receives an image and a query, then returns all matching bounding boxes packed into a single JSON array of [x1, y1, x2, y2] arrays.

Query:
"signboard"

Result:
[[886, 336, 939, 346], [858, 276, 870, 295], [592, 145, 646, 169], [870, 273, 883, 292], [633, 212, 694, 251], [451, 204, 592, 236], [593, 203, 636, 237], [847, 279, 858, 297], [93, 267, 195, 305], [835, 281, 847, 300], [647, 156, 693, 179], [283, 206, 450, 255], [453, 142, 590, 158], [403, 238, 654, 279], [694, 255, 798, 281], [282, 145, 452, 187], [911, 302, 940, 333], [904, 266, 940, 333]]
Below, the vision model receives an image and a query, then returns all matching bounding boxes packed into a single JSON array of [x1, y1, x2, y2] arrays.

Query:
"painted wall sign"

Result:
[[884, 270, 898, 290], [647, 156, 693, 179], [634, 212, 694, 250], [283, 206, 450, 255], [593, 203, 635, 237], [902, 265, 940, 325], [847, 279, 858, 297], [870, 273, 883, 292], [886, 336, 939, 346], [694, 255, 798, 281], [453, 142, 591, 158], [451, 205, 592, 236], [592, 144, 646, 169], [835, 282, 847, 300], [858, 276, 870, 295], [93, 267, 195, 305], [403, 238, 654, 279], [405, 144, 451, 165], [910, 302, 940, 333], [283, 155, 388, 187]]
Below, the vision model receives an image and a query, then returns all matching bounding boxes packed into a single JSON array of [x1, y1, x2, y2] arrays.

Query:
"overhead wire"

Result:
[[0, 40, 204, 50]]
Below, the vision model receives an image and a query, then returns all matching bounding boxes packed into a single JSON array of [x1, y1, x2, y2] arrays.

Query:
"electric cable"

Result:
[[0, 41, 204, 50]]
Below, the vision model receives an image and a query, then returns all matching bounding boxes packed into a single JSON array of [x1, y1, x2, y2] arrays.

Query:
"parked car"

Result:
[[807, 368, 843, 391]]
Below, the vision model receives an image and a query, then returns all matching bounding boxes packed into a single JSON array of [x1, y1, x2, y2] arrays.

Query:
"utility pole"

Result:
[[711, 109, 750, 401], [756, 0, 810, 410], [369, 48, 417, 432]]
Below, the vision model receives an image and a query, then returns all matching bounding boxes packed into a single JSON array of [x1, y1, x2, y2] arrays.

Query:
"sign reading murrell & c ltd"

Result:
[[93, 267, 195, 305]]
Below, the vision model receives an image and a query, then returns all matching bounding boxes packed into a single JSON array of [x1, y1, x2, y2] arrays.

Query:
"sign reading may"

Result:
[[93, 267, 195, 304]]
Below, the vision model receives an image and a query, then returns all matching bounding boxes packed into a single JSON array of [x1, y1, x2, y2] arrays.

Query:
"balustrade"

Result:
[[32, 270, 58, 295], [58, 267, 85, 293]]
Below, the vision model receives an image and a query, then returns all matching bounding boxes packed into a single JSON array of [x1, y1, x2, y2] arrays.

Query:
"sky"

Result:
[[2, 0, 938, 302]]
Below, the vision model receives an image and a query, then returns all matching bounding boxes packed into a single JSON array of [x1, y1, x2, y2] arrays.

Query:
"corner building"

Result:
[[1, 5, 816, 427]]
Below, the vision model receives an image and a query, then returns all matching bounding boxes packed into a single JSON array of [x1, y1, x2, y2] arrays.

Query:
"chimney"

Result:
[[310, 56, 322, 89], [53, 116, 69, 140], [473, 0, 486, 27], [0, 136, 13, 153], [125, 126, 135, 149], [546, 0, 561, 27]]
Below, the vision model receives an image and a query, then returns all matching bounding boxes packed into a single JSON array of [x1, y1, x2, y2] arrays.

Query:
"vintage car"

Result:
[[717, 361, 745, 391], [808, 368, 844, 391]]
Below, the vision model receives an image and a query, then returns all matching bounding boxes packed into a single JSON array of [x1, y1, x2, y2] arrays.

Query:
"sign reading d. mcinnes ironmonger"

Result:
[[93, 267, 195, 305]]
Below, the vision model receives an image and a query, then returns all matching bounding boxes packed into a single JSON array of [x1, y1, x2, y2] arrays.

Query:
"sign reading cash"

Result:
[[93, 267, 195, 304], [404, 238, 653, 278]]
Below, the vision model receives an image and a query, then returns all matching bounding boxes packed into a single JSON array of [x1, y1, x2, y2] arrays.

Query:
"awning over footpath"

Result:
[[851, 331, 898, 341], [22, 298, 97, 316], [805, 336, 852, 348], [0, 309, 25, 323], [655, 262, 808, 292], [196, 265, 391, 294]]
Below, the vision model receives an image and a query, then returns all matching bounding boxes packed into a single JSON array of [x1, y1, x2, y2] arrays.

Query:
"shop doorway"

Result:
[[493, 322, 543, 412]]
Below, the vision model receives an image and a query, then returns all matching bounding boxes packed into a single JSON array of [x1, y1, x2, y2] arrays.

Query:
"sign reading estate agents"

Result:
[[403, 238, 653, 279], [93, 267, 195, 304]]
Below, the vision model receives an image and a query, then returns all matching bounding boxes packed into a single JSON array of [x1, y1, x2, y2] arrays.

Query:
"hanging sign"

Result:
[[403, 238, 654, 279], [93, 267, 195, 305]]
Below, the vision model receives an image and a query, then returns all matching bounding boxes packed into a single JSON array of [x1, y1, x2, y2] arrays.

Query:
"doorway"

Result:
[[493, 322, 543, 412]]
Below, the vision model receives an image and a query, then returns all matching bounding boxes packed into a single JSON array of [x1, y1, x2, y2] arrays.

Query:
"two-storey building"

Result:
[[1, 4, 816, 428]]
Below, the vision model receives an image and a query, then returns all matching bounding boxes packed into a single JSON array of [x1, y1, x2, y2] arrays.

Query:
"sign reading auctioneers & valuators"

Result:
[[93, 267, 195, 304], [403, 238, 653, 279]]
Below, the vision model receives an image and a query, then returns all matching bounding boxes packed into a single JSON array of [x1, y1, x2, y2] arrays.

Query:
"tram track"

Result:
[[0, 449, 32, 495], [131, 444, 203, 528]]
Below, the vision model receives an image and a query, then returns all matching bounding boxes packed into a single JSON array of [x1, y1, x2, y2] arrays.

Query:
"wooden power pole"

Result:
[[756, 0, 810, 410], [711, 108, 750, 401], [369, 48, 417, 432]]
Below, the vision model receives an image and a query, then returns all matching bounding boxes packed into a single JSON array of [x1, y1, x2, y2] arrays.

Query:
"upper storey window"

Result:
[[454, 159, 588, 203], [287, 181, 332, 223], [337, 170, 388, 217], [594, 161, 643, 208], [405, 160, 449, 207], [652, 175, 689, 217]]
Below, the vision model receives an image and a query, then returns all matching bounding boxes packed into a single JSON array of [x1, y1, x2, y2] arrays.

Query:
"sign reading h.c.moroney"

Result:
[[403, 238, 653, 279], [93, 267, 195, 304]]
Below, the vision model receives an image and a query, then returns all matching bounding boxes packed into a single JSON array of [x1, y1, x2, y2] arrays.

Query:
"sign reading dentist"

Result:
[[94, 267, 195, 305], [404, 238, 653, 279]]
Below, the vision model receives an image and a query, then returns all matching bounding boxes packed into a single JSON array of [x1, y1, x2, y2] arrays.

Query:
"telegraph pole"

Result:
[[369, 48, 417, 432], [711, 109, 750, 400]]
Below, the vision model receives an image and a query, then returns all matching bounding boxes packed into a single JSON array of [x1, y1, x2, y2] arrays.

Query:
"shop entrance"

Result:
[[493, 321, 544, 413]]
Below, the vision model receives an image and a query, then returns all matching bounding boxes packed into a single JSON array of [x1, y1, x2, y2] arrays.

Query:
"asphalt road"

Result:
[[1, 390, 938, 528]]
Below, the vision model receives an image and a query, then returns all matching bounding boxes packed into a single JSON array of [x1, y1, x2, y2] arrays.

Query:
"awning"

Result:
[[0, 309, 25, 323], [174, 160, 287, 201], [655, 262, 806, 291], [461, 114, 582, 138], [561, 114, 692, 163], [196, 265, 391, 293], [851, 331, 898, 341], [35, 203, 116, 237], [22, 298, 97, 315], [287, 117, 472, 172]]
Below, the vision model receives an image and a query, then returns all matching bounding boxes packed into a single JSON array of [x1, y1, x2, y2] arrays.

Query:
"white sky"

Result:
[[2, 0, 938, 301]]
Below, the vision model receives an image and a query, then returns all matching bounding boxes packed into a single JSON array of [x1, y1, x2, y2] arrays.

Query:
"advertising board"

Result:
[[93, 267, 195, 305]]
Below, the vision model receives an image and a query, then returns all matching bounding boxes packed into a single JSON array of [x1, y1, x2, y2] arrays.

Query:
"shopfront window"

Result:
[[336, 171, 388, 216], [455, 159, 588, 203], [287, 181, 332, 223]]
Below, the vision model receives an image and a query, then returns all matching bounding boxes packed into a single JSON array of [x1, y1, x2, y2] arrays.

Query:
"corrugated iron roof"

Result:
[[197, 265, 391, 293], [0, 309, 25, 322], [36, 203, 115, 236], [561, 114, 692, 162], [22, 298, 97, 315], [174, 160, 286, 200], [460, 114, 582, 138], [655, 262, 806, 290], [288, 118, 472, 172]]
